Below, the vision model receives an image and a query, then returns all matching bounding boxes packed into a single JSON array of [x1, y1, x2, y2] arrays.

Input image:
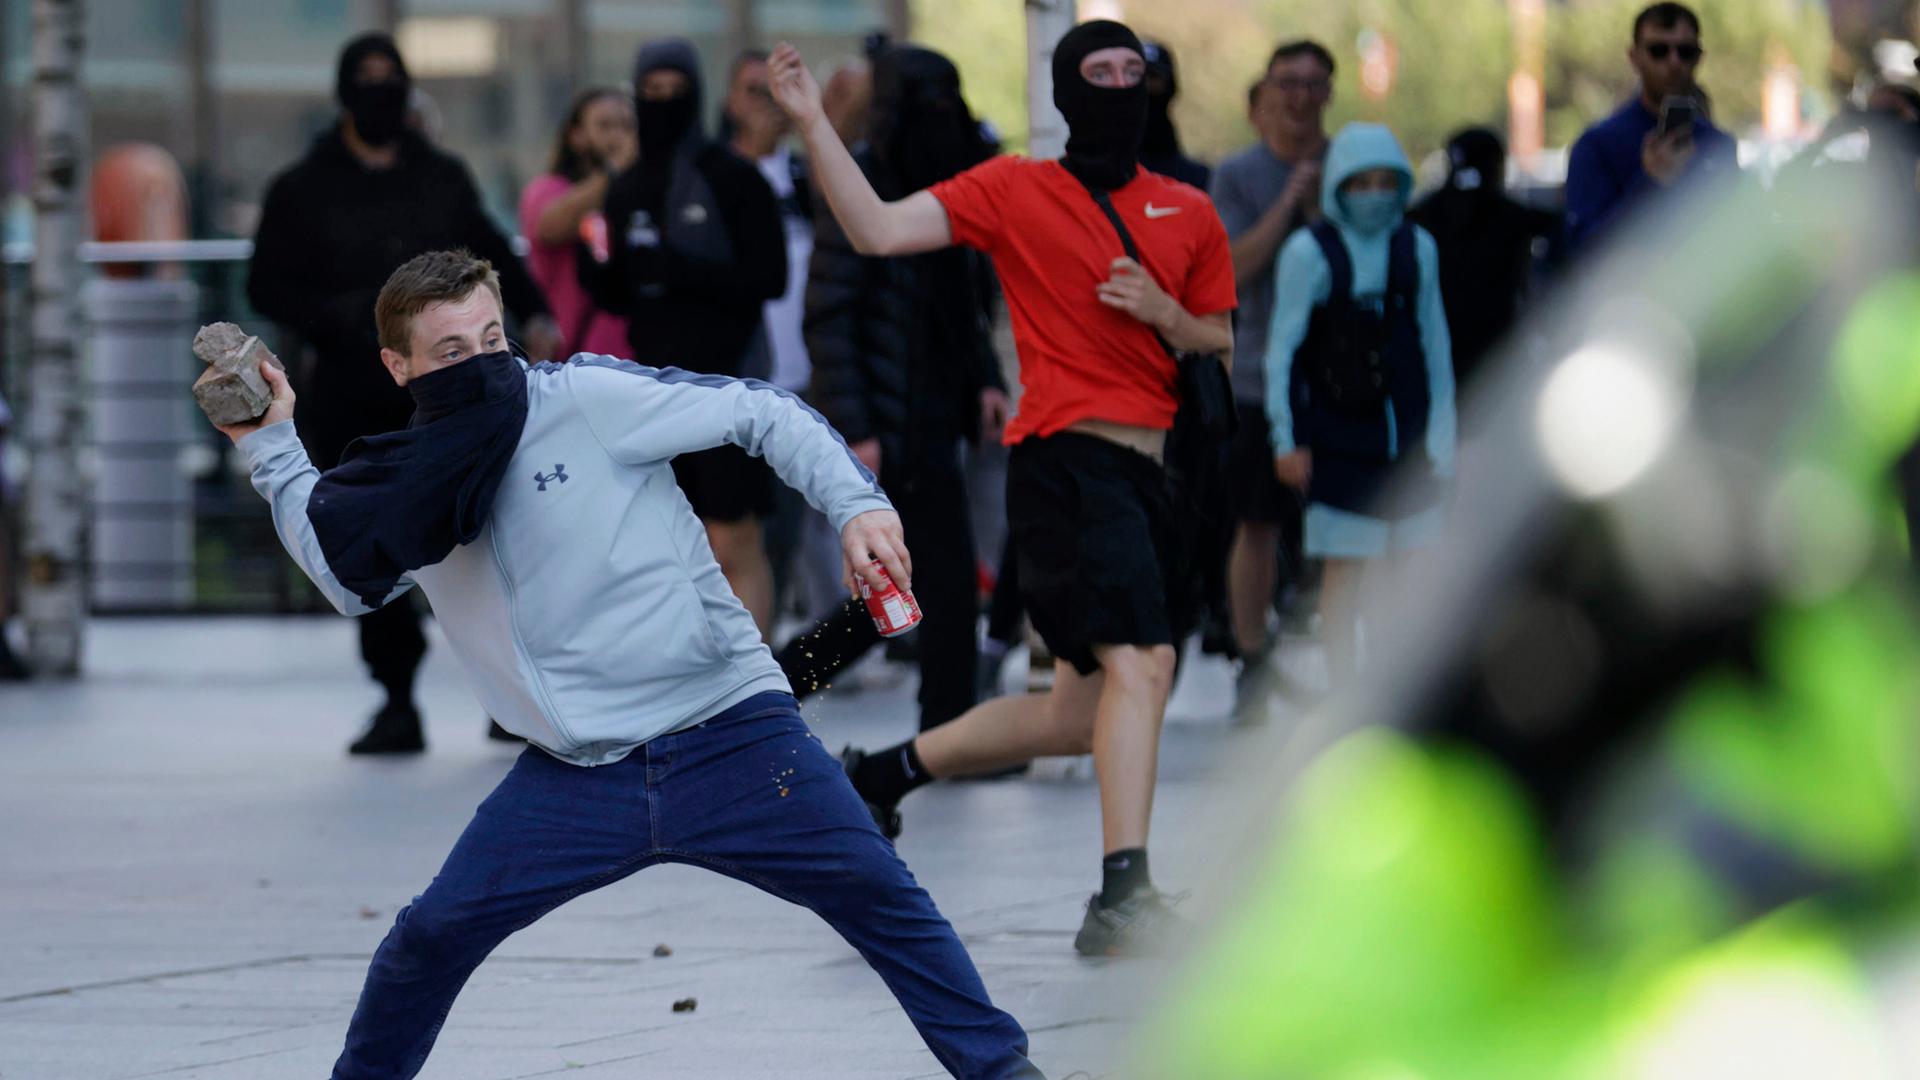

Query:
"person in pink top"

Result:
[[518, 88, 637, 358]]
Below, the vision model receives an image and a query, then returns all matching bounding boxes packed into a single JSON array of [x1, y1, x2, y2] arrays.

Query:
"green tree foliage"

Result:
[[908, 0, 1834, 169]]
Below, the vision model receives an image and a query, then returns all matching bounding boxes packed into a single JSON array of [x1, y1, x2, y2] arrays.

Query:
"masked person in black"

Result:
[[773, 45, 1009, 733], [1407, 127, 1559, 392], [588, 38, 788, 638], [248, 32, 558, 756], [1138, 41, 1210, 191], [770, 21, 1236, 956]]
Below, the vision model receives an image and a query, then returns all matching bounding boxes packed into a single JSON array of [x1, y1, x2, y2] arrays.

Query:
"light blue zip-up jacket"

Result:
[[237, 355, 893, 766], [1262, 122, 1456, 472]]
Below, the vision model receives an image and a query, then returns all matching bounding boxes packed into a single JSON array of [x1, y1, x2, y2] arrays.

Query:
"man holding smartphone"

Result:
[[1564, 2, 1736, 253]]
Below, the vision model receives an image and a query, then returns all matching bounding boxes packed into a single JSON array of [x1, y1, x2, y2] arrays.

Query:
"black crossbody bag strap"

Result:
[[1076, 183, 1236, 443], [1083, 188, 1179, 359]]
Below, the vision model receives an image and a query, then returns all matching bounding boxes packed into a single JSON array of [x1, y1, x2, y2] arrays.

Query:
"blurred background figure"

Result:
[[1409, 127, 1560, 394], [775, 43, 1005, 734], [519, 87, 636, 360], [1138, 41, 1209, 190], [1265, 122, 1454, 688], [1564, 2, 1737, 254], [818, 56, 875, 148], [1211, 42, 1333, 719], [246, 32, 556, 755], [589, 38, 787, 639], [723, 49, 814, 400], [721, 48, 844, 623]]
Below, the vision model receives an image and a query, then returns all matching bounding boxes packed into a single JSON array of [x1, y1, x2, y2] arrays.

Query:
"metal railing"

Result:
[[2, 240, 327, 614], [1, 236, 529, 265]]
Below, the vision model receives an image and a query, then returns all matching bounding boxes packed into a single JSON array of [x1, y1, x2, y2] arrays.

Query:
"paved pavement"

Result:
[[0, 617, 1266, 1080]]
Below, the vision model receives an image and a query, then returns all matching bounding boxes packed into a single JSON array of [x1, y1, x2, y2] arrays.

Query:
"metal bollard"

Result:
[[85, 277, 199, 610]]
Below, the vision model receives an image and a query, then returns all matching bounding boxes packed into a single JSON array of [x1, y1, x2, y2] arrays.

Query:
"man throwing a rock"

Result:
[[213, 248, 1043, 1079]]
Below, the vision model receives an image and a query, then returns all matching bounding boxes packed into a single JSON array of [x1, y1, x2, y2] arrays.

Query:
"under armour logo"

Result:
[[534, 465, 568, 492]]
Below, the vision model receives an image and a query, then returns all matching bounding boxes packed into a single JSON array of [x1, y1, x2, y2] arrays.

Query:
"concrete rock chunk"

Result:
[[192, 322, 285, 426]]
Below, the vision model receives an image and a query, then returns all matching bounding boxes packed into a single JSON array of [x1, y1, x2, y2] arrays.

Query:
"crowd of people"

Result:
[[14, 1, 1914, 1075]]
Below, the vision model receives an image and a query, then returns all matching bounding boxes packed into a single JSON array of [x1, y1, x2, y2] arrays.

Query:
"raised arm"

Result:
[[769, 43, 951, 257]]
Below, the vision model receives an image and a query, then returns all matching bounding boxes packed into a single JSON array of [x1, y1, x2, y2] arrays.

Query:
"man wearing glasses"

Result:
[[1564, 2, 1737, 252], [1208, 40, 1333, 719]]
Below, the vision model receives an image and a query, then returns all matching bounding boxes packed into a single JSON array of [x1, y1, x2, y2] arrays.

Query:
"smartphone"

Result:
[[1659, 95, 1697, 138]]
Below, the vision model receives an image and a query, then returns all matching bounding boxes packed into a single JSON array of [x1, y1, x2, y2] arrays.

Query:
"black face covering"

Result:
[[871, 46, 992, 196], [633, 38, 705, 166], [1445, 127, 1505, 196], [342, 81, 409, 146], [335, 33, 412, 148], [308, 348, 530, 608], [1052, 20, 1148, 190], [637, 93, 699, 161]]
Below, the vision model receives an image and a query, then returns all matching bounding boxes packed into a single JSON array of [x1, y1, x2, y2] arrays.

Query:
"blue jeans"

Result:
[[332, 692, 1042, 1079]]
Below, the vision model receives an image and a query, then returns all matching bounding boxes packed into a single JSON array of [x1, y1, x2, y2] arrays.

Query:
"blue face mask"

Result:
[[1342, 188, 1402, 235]]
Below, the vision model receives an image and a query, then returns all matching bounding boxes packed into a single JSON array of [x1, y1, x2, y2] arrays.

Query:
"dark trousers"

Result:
[[332, 692, 1041, 1079], [778, 464, 979, 731], [359, 599, 426, 705]]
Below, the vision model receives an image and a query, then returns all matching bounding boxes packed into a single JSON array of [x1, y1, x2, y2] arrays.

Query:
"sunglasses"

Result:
[[1643, 42, 1703, 63]]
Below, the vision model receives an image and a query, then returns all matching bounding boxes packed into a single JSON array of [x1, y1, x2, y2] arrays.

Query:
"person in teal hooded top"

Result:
[[1263, 122, 1455, 684]]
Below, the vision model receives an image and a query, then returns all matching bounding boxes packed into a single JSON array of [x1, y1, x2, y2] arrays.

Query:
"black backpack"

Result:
[[1300, 219, 1421, 419]]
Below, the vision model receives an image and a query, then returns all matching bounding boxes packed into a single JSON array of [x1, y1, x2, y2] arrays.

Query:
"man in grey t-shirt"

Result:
[[1207, 39, 1332, 716]]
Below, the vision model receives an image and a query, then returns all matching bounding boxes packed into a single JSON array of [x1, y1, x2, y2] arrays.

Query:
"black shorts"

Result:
[[672, 445, 775, 523], [1229, 397, 1301, 525], [1007, 432, 1174, 675]]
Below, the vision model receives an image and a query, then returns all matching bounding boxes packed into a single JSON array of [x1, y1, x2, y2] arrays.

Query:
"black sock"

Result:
[[1099, 848, 1151, 908], [852, 739, 934, 808]]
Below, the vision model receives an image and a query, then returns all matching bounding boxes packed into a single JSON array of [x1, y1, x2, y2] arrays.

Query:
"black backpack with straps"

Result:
[[1292, 220, 1430, 451], [1290, 218, 1442, 517]]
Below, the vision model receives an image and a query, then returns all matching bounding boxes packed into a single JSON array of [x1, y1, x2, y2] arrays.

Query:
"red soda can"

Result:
[[860, 561, 922, 637]]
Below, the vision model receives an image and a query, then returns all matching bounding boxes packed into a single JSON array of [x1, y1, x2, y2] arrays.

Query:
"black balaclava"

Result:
[[870, 45, 992, 197], [1052, 19, 1148, 190], [1444, 127, 1506, 198], [1140, 40, 1181, 160], [633, 38, 704, 166], [336, 33, 411, 148]]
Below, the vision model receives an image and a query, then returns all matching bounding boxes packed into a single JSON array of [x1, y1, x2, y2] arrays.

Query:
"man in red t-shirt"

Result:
[[772, 19, 1236, 956]]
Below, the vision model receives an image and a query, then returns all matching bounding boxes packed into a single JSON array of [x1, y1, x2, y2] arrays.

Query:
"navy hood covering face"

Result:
[[1052, 19, 1148, 191], [307, 347, 530, 608]]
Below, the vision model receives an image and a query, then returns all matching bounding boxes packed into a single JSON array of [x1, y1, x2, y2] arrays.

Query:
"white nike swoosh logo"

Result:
[[1143, 203, 1181, 219]]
